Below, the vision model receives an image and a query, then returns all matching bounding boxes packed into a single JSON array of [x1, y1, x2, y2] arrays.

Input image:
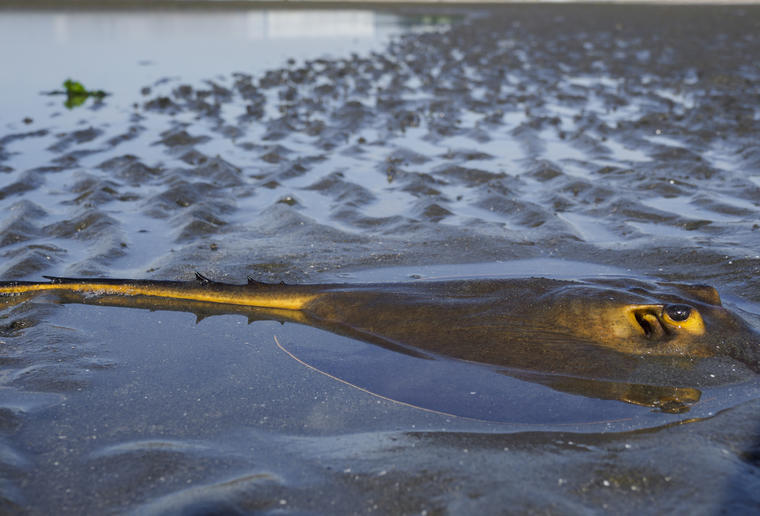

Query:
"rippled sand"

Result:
[[1, 3, 760, 514]]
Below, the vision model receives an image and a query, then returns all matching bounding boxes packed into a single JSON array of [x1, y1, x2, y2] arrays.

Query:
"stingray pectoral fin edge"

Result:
[[272, 335, 473, 420]]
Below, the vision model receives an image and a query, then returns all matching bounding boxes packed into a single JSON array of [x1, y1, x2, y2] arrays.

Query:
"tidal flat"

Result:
[[1, 3, 760, 514]]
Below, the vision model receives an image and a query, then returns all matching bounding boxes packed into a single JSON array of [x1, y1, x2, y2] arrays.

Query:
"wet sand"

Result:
[[1, 2, 760, 514]]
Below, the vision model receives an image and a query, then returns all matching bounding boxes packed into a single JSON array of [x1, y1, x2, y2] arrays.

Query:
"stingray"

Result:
[[1, 274, 759, 417]]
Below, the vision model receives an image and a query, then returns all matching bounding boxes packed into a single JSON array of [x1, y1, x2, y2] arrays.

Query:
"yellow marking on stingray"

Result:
[[0, 282, 316, 311], [624, 304, 706, 337], [625, 305, 659, 337]]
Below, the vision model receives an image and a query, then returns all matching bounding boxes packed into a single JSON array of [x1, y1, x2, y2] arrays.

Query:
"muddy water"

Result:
[[2, 3, 760, 514]]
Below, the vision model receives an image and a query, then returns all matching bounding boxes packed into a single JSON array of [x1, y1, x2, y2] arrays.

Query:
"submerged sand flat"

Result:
[[1, 3, 760, 514]]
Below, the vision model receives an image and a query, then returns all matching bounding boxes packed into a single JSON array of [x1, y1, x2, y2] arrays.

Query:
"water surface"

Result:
[[2, 3, 760, 514]]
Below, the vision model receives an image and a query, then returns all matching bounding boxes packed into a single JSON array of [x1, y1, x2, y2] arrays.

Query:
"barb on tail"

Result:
[[194, 272, 211, 285]]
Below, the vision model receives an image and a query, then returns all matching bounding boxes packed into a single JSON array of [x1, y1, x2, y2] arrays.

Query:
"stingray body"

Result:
[[1, 274, 758, 412]]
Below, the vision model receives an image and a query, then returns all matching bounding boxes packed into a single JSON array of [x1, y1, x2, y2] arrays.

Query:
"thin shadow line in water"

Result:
[[274, 334, 465, 420]]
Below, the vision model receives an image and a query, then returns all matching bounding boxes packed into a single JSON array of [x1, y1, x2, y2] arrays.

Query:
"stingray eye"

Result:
[[661, 304, 705, 335], [663, 304, 692, 323]]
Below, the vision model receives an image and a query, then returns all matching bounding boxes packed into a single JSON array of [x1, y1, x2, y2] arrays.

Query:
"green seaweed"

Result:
[[47, 79, 109, 109]]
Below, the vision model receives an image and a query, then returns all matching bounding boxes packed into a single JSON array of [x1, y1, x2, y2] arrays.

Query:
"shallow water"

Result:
[[2, 3, 760, 514]]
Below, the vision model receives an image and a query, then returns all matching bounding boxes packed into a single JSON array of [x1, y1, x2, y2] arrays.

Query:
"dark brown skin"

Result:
[[1, 274, 758, 412]]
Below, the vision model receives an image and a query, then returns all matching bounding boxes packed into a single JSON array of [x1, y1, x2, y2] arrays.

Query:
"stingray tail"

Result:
[[0, 274, 319, 311]]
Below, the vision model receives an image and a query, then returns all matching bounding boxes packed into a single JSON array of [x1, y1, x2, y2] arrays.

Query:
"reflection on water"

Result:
[[263, 11, 376, 38], [49, 10, 384, 41]]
